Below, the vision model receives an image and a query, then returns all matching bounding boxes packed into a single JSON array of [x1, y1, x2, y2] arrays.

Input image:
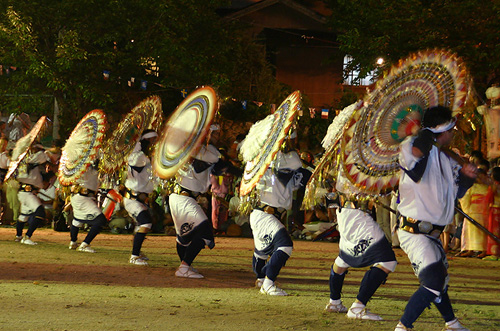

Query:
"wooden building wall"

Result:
[[229, 2, 350, 108]]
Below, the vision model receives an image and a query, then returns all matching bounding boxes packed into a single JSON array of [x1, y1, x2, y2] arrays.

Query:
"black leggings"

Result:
[[17, 205, 45, 237], [71, 213, 107, 244]]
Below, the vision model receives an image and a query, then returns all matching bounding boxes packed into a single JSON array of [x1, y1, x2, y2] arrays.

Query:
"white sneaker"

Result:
[[14, 236, 22, 242], [255, 278, 265, 288], [325, 302, 348, 313], [443, 318, 470, 331], [21, 237, 37, 245], [130, 255, 149, 266], [260, 284, 288, 296], [139, 252, 149, 261], [175, 266, 204, 279], [77, 243, 96, 253], [69, 241, 78, 250], [347, 306, 383, 321], [395, 321, 412, 330]]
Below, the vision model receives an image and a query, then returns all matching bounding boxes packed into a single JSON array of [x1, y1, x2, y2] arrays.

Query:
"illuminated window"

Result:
[[143, 57, 160, 77], [343, 55, 375, 86]]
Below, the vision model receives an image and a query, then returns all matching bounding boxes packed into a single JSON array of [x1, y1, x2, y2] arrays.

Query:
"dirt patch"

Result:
[[0, 227, 257, 288], [0, 261, 255, 288], [1, 227, 500, 331]]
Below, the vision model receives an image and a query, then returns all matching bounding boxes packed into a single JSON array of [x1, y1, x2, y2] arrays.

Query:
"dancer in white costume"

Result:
[[395, 106, 476, 331], [69, 162, 107, 253], [123, 129, 158, 265], [325, 168, 397, 320], [16, 145, 49, 245], [169, 127, 222, 279], [250, 149, 304, 296]]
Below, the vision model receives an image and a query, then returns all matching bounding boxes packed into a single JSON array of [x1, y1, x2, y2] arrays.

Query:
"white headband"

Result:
[[141, 131, 157, 140], [33, 143, 45, 150], [425, 118, 457, 134]]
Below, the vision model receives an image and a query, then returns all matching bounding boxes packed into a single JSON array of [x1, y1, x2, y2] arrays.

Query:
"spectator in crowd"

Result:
[[210, 147, 233, 233], [0, 121, 7, 151], [228, 133, 246, 161], [456, 159, 490, 258], [226, 183, 251, 237], [483, 166, 500, 261]]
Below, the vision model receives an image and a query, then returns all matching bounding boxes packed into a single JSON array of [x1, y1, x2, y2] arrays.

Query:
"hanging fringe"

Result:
[[239, 115, 274, 162]]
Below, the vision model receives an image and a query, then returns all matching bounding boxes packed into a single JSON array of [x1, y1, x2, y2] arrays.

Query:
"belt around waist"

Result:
[[78, 188, 96, 197], [339, 195, 371, 213], [177, 186, 199, 199], [124, 189, 148, 202], [255, 204, 283, 219], [399, 215, 445, 239], [19, 184, 35, 192]]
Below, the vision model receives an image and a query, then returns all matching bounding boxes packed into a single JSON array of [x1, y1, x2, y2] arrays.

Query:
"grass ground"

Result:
[[0, 227, 499, 331]]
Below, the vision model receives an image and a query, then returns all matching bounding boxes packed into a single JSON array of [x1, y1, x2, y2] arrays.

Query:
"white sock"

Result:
[[350, 301, 365, 309], [329, 299, 342, 305], [262, 277, 274, 290]]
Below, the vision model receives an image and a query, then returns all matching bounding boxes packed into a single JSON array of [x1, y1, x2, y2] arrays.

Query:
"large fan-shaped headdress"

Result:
[[58, 109, 107, 186], [302, 101, 362, 209], [100, 95, 162, 177], [5, 116, 47, 182], [239, 91, 302, 196], [341, 49, 472, 195], [153, 86, 218, 179]]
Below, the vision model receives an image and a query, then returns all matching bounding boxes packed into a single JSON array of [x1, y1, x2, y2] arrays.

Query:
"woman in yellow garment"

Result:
[[458, 165, 490, 258]]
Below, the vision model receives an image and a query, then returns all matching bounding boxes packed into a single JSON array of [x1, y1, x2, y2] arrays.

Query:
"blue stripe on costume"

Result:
[[254, 227, 293, 256], [339, 236, 395, 268]]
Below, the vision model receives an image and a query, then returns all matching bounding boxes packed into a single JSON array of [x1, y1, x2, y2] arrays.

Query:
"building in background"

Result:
[[221, 0, 370, 109]]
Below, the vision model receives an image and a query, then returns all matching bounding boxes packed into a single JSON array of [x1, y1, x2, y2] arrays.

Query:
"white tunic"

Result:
[[398, 136, 460, 226], [0, 151, 10, 169], [71, 167, 102, 221], [17, 151, 49, 219], [124, 144, 155, 194], [71, 194, 102, 221], [176, 144, 220, 193], [17, 151, 49, 188], [18, 191, 43, 220], [257, 151, 302, 210]]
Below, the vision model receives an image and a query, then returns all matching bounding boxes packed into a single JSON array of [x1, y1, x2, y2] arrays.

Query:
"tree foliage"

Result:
[[0, 0, 285, 138], [325, 0, 500, 95]]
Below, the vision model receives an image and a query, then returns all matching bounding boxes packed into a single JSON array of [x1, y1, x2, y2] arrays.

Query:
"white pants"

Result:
[[169, 193, 207, 236], [18, 191, 43, 222]]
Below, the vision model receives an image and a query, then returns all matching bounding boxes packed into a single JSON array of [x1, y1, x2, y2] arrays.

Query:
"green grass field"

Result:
[[0, 227, 499, 331]]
